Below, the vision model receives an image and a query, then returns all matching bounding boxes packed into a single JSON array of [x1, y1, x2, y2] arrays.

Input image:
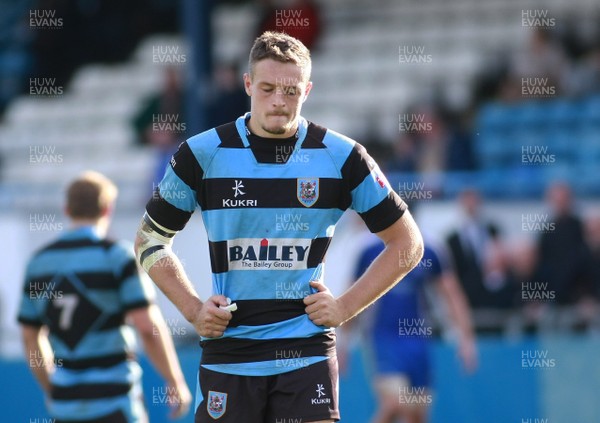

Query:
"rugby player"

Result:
[[135, 31, 424, 422], [18, 171, 191, 422]]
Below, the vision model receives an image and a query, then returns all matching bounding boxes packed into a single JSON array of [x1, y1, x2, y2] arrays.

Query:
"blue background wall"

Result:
[[4, 335, 599, 422]]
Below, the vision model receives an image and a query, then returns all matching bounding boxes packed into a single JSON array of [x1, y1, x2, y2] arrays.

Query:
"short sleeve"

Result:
[[16, 261, 43, 327], [146, 141, 201, 231], [342, 143, 407, 233]]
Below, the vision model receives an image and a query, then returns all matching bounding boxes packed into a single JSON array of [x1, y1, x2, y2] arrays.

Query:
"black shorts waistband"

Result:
[[200, 333, 336, 365]]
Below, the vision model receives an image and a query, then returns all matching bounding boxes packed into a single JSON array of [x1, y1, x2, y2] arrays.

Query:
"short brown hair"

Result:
[[66, 171, 117, 219], [248, 31, 311, 81]]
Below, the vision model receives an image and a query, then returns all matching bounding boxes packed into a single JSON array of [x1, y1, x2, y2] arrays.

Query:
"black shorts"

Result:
[[195, 357, 340, 422]]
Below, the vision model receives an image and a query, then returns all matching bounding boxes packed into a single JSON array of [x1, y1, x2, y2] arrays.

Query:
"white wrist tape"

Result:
[[137, 212, 177, 273]]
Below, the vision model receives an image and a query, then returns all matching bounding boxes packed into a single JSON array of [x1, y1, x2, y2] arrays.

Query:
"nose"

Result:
[[273, 88, 286, 107]]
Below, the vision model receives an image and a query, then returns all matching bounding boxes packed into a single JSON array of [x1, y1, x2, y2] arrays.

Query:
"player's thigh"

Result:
[[376, 372, 432, 418], [195, 366, 269, 422], [375, 374, 410, 398], [267, 357, 340, 422]]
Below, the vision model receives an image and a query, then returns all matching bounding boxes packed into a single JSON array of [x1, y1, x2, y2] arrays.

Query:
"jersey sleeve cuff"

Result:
[[146, 191, 193, 232], [359, 192, 407, 233], [17, 316, 43, 327]]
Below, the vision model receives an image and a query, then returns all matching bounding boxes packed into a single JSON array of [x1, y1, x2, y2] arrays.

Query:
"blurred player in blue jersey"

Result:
[[18, 171, 192, 422], [134, 31, 424, 422], [348, 237, 477, 423]]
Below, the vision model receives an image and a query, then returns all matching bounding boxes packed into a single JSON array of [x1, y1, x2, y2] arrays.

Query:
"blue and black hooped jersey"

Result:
[[17, 226, 154, 419], [146, 114, 406, 376]]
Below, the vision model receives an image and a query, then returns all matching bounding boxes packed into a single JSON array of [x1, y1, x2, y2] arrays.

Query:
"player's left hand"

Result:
[[304, 281, 347, 327]]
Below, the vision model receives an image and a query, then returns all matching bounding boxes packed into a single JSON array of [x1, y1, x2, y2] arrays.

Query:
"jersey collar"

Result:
[[63, 225, 102, 241], [235, 112, 308, 155]]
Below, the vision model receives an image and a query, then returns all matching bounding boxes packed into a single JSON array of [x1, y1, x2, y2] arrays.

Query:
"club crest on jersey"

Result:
[[297, 178, 319, 207], [207, 391, 227, 419]]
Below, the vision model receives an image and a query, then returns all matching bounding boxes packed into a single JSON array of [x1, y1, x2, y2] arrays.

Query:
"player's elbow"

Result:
[[410, 234, 425, 269], [396, 229, 424, 273], [133, 229, 144, 259]]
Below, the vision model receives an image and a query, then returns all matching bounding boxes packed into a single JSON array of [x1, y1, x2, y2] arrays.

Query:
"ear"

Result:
[[301, 81, 313, 103], [243, 73, 252, 96], [100, 204, 113, 219]]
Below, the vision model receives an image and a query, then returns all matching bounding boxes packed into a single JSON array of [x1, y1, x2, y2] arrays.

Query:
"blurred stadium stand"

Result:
[[473, 96, 600, 198], [0, 36, 190, 210]]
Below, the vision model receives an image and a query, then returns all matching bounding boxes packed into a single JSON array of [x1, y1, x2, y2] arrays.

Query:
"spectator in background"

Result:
[[585, 214, 600, 297], [413, 106, 448, 179], [446, 189, 514, 314], [386, 132, 419, 173], [255, 0, 322, 50], [504, 237, 543, 333], [387, 101, 477, 183], [133, 66, 185, 187], [536, 182, 590, 306], [444, 107, 477, 172], [205, 61, 249, 128], [389, 104, 450, 195], [581, 214, 600, 328], [500, 27, 569, 101], [565, 43, 600, 96]]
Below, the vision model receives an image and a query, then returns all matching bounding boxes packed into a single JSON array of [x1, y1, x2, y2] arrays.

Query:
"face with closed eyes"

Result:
[[243, 59, 312, 138]]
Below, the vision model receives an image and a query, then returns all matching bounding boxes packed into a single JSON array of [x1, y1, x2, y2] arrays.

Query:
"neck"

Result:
[[71, 218, 107, 237]]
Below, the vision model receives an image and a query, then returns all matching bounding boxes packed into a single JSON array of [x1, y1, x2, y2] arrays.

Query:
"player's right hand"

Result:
[[192, 295, 232, 338]]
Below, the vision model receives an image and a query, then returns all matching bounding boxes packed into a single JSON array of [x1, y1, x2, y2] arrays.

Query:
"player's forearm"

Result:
[[453, 297, 475, 343], [138, 306, 188, 387], [441, 273, 475, 342], [338, 231, 423, 323], [147, 257, 203, 324], [22, 327, 53, 393], [134, 220, 203, 323]]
